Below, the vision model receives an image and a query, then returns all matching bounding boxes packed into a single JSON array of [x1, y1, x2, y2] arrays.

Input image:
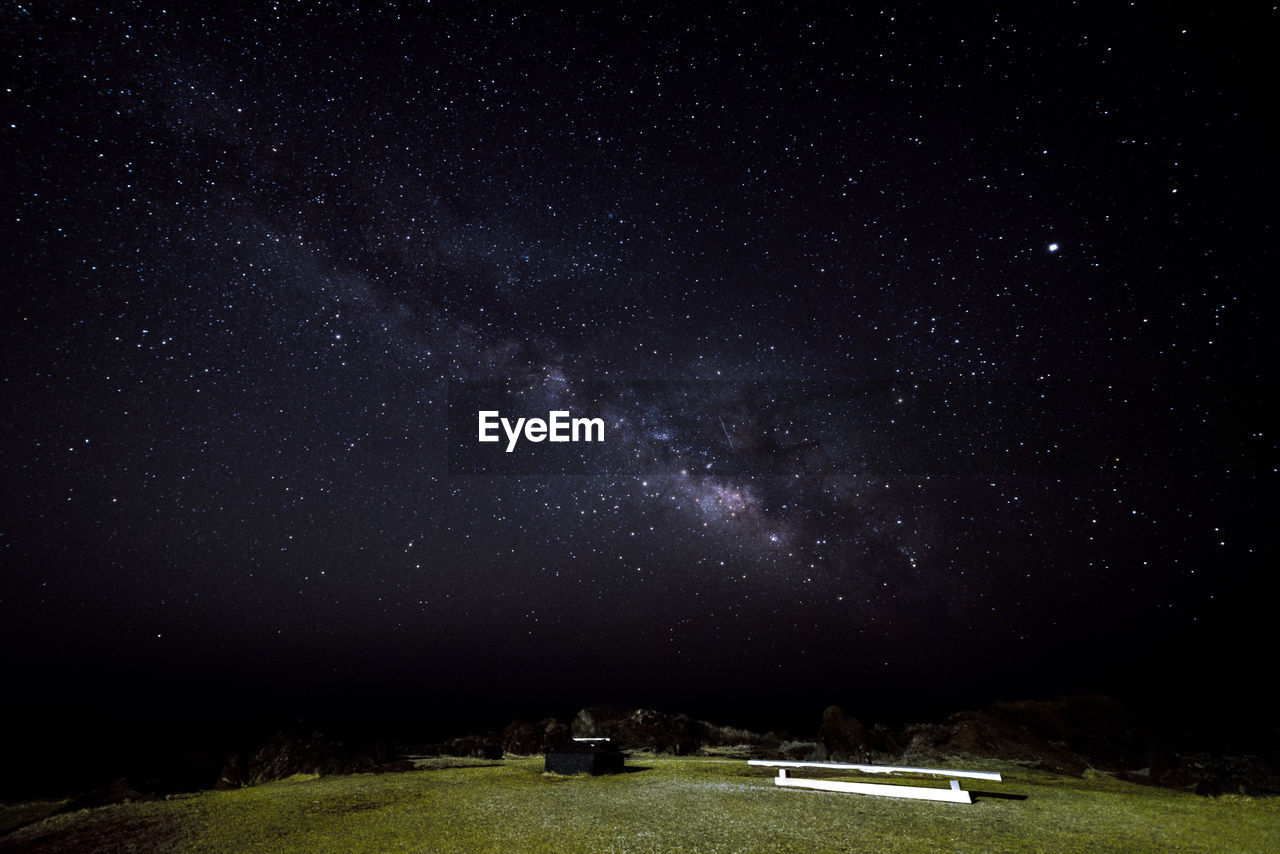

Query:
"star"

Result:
[[0, 1, 1263, 729]]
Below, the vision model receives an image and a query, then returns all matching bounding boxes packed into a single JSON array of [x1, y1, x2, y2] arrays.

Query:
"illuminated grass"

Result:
[[4, 757, 1278, 853]]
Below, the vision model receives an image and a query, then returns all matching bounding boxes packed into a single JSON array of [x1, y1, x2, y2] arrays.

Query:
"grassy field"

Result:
[[3, 756, 1278, 853]]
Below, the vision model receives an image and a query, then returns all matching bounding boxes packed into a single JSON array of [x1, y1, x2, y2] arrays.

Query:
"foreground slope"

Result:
[[3, 757, 1278, 853]]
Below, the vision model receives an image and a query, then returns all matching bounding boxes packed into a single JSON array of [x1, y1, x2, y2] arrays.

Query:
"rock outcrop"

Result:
[[502, 718, 572, 755], [572, 707, 705, 754], [217, 728, 402, 788], [896, 694, 1157, 775]]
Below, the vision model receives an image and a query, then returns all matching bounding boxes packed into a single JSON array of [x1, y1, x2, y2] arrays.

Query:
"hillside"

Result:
[[4, 756, 1278, 853]]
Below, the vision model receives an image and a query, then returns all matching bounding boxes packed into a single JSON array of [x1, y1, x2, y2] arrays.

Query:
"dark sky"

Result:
[[2, 3, 1272, 729]]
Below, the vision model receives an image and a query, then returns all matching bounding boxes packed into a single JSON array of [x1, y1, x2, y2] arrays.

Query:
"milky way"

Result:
[[2, 4, 1269, 722]]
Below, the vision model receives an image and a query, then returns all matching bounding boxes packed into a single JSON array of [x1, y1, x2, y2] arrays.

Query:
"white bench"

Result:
[[747, 760, 1002, 804]]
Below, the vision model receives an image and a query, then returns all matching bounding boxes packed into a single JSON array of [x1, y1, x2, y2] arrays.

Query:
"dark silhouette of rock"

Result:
[[542, 718, 572, 751], [502, 720, 542, 755], [868, 723, 903, 755], [1193, 778, 1224, 797], [897, 706, 1102, 775], [921, 695, 1161, 775], [571, 707, 784, 756], [986, 695, 1149, 767], [1139, 751, 1280, 796], [434, 733, 503, 759], [57, 778, 154, 812], [865, 692, 1280, 791], [215, 727, 404, 788], [818, 706, 870, 762], [494, 717, 573, 755], [216, 752, 250, 790], [250, 730, 349, 782], [573, 707, 704, 754]]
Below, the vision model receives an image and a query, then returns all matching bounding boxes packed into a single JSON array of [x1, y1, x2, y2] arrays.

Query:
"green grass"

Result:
[[3, 756, 1278, 852]]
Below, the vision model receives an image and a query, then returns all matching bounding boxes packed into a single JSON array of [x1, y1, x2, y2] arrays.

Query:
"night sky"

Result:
[[3, 3, 1272, 730]]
